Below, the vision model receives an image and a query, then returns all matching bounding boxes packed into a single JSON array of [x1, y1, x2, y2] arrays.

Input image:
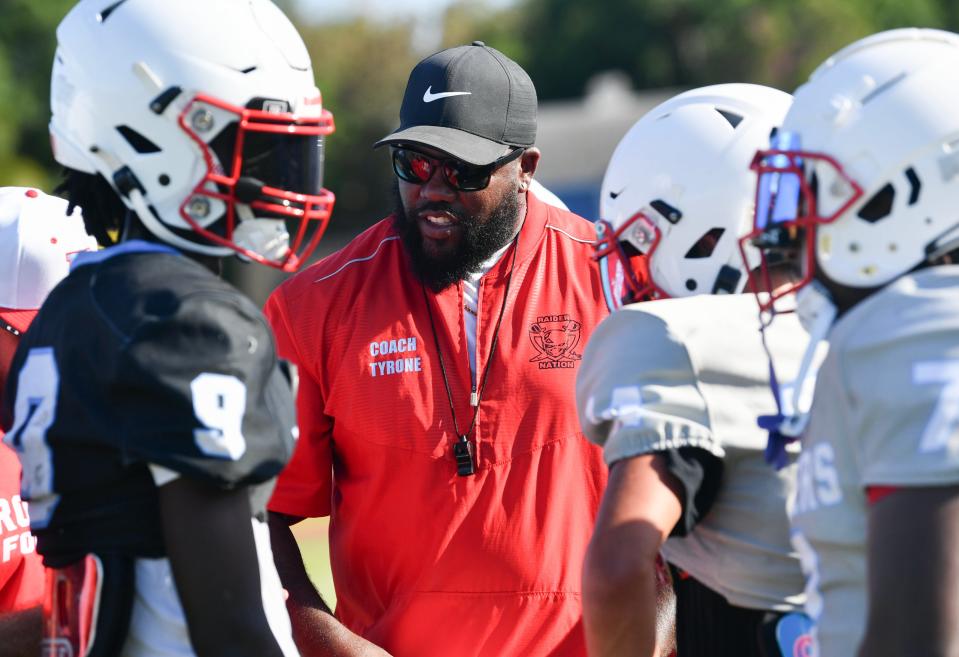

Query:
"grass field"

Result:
[[291, 516, 337, 606]]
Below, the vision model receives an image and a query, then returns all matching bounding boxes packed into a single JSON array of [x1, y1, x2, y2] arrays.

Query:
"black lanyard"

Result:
[[421, 234, 520, 476]]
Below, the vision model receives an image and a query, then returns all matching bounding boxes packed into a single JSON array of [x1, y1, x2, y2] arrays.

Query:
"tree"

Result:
[[440, 0, 528, 58], [515, 0, 947, 100], [0, 0, 75, 188], [295, 17, 419, 236]]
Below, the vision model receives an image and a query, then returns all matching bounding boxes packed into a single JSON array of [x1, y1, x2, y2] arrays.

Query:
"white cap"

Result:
[[0, 187, 97, 334]]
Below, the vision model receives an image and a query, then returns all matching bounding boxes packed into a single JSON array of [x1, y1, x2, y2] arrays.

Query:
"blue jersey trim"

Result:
[[71, 240, 179, 270]]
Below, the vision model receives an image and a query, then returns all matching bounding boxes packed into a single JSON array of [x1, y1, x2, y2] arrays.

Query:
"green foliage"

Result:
[[441, 1, 528, 59], [296, 18, 419, 235], [1, 0, 957, 223], [516, 0, 950, 99], [0, 0, 74, 189]]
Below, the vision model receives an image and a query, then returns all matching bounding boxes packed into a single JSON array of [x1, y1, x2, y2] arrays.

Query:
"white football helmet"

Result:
[[745, 28, 959, 309], [595, 83, 791, 310], [50, 0, 335, 271]]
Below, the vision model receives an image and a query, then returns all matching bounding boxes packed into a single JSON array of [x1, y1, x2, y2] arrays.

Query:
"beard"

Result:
[[391, 181, 521, 291]]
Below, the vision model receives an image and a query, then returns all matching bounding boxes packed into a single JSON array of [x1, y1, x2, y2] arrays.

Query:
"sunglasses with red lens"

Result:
[[391, 147, 524, 192]]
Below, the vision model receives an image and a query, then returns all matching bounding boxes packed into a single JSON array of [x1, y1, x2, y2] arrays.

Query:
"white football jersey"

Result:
[[577, 293, 808, 610], [119, 519, 297, 657], [791, 265, 959, 657]]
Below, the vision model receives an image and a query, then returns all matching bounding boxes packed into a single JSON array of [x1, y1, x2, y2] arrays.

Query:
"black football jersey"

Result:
[[1, 243, 296, 566]]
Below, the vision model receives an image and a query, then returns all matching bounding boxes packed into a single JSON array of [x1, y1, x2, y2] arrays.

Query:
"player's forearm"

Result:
[[287, 606, 392, 657], [583, 456, 681, 657], [279, 559, 394, 657], [583, 546, 660, 657], [269, 513, 392, 656], [269, 512, 334, 616], [860, 487, 959, 657], [0, 605, 42, 657]]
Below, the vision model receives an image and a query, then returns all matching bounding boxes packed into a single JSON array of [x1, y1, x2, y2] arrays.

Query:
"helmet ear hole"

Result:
[[115, 126, 161, 154], [685, 227, 725, 259], [857, 183, 896, 223]]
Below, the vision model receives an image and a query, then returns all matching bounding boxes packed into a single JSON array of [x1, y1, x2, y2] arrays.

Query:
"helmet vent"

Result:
[[857, 183, 895, 223], [685, 227, 725, 259], [116, 126, 161, 154], [715, 109, 743, 129], [150, 87, 182, 115], [97, 0, 130, 23], [650, 199, 682, 224], [905, 167, 921, 205]]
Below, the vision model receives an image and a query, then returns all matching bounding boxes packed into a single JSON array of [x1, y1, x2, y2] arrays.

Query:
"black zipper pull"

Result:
[[453, 435, 476, 476]]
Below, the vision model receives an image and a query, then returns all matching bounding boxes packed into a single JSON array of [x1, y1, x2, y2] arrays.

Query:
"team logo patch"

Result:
[[774, 612, 814, 657], [529, 314, 582, 369]]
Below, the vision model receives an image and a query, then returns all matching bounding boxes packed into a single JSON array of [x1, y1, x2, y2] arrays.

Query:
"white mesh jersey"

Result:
[[791, 265, 959, 657], [577, 293, 808, 611], [119, 519, 297, 657]]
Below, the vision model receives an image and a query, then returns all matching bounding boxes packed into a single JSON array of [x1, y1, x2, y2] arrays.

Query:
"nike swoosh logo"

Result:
[[423, 86, 472, 103], [609, 188, 625, 199]]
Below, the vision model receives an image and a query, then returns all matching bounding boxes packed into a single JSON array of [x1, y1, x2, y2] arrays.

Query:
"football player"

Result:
[[579, 84, 814, 657], [1, 1, 340, 656], [0, 187, 96, 657], [744, 28, 959, 657]]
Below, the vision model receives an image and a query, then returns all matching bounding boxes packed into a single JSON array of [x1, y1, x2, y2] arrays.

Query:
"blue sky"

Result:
[[294, 0, 517, 52]]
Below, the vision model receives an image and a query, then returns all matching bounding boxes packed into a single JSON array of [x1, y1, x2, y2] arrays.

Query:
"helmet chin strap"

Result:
[[925, 224, 959, 264], [759, 280, 835, 468], [125, 187, 232, 258], [778, 281, 836, 437], [232, 203, 291, 262], [98, 143, 233, 258]]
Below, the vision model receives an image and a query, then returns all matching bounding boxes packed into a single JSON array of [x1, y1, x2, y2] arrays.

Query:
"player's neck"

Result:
[[120, 213, 222, 276]]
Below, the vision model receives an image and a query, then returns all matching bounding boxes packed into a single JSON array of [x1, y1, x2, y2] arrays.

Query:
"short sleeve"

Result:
[[264, 287, 333, 518], [115, 292, 295, 488], [576, 307, 722, 467]]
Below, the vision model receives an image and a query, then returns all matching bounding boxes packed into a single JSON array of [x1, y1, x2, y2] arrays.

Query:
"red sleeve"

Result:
[[264, 288, 333, 518]]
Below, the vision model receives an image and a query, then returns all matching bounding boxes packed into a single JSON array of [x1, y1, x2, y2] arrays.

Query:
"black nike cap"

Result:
[[374, 41, 537, 166]]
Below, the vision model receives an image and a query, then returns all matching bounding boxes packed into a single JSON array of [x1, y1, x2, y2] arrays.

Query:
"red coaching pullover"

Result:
[[0, 442, 43, 613], [266, 193, 608, 657]]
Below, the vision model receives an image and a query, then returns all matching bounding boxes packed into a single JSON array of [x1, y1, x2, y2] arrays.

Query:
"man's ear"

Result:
[[518, 147, 541, 191]]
